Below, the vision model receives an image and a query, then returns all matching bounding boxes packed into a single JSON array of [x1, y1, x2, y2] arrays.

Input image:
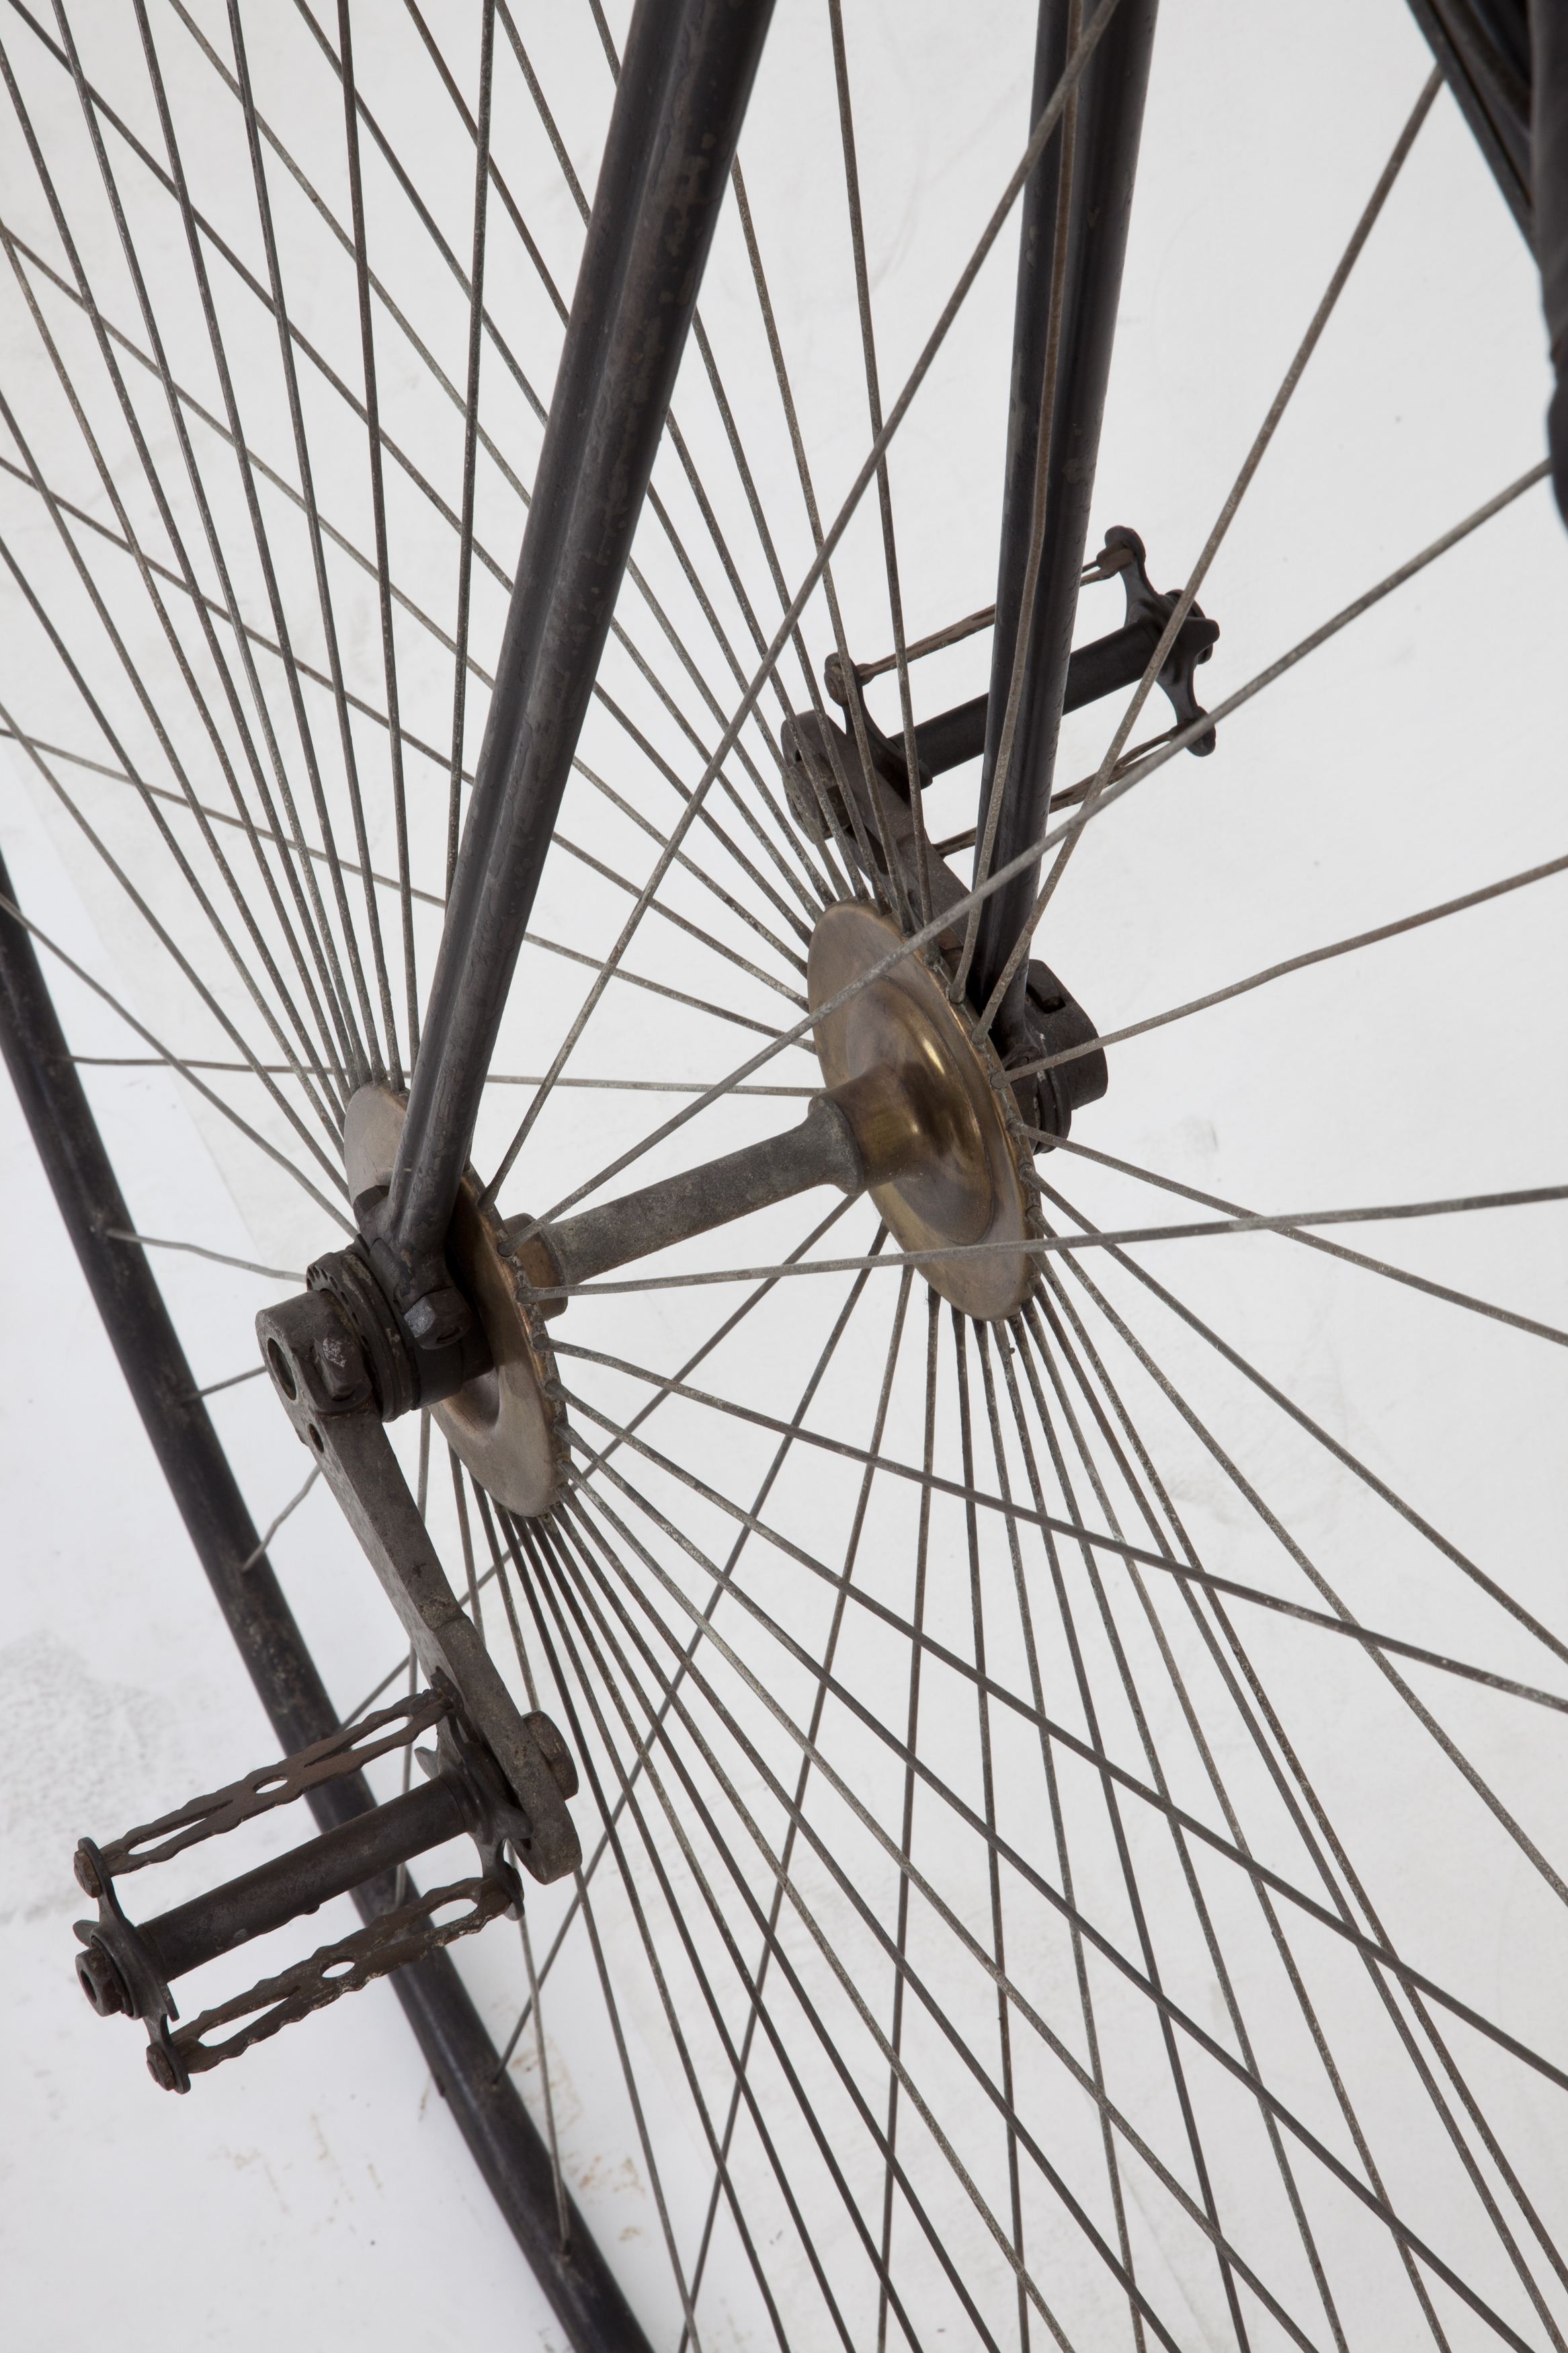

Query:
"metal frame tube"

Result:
[[384, 0, 776, 1313], [968, 0, 1158, 1025], [0, 854, 651, 2353], [1405, 0, 1532, 238]]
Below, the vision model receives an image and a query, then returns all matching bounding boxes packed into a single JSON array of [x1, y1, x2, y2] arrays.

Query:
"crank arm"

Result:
[[255, 1289, 581, 1884]]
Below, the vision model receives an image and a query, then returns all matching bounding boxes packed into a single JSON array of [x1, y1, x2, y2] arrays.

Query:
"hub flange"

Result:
[[808, 902, 1038, 1322]]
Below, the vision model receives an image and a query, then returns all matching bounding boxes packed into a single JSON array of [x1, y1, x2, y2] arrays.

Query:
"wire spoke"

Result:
[[1034, 1131, 1568, 1345], [444, 0, 493, 904], [561, 1463, 1462, 2352], [515, 1177, 1568, 1302], [1030, 1228, 1568, 1925], [568, 1457, 1551, 2352], [5, 9, 1562, 2342], [488, 1197, 874, 2071], [0, 182, 347, 1131], [337, 0, 415, 1073], [675, 1268, 917, 2348], [991, 1312, 1354, 2350], [1014, 855, 1568, 1084], [1011, 1295, 1568, 2345], [0, 877, 352, 1226], [225, 0, 396, 1081], [550, 1345, 1568, 1709], [551, 1380, 1568, 2107], [1036, 460, 1551, 848], [1033, 1181, 1568, 1680]]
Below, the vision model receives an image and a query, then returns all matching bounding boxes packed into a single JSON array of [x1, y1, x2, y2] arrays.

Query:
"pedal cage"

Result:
[[71, 1683, 547, 2093], [158, 1874, 513, 2091]]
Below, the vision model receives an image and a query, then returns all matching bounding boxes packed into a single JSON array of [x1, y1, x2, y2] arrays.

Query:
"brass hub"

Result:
[[341, 907, 1034, 1512], [809, 902, 1036, 1321], [343, 1087, 561, 1517]]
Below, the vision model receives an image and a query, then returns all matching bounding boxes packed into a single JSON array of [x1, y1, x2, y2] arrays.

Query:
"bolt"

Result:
[[525, 1710, 579, 1801], [403, 1286, 470, 1348], [312, 1330, 360, 1400], [76, 1940, 130, 2018], [145, 2042, 184, 2093]]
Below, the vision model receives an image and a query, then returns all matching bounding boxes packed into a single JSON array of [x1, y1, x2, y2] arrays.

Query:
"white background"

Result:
[[3, 1, 1565, 2347]]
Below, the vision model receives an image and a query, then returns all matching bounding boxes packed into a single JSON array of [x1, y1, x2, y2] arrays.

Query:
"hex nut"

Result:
[[525, 1710, 579, 1802], [75, 1940, 130, 2018], [145, 2042, 181, 2093]]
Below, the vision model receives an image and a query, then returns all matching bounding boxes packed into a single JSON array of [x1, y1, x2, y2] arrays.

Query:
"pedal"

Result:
[[802, 526, 1220, 824], [71, 1683, 575, 2092]]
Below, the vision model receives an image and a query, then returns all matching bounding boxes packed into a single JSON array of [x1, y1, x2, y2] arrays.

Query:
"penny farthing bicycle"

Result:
[[1, 1, 1565, 2347]]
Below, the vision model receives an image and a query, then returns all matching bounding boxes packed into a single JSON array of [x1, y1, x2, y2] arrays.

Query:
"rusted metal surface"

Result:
[[780, 706, 1106, 1142], [540, 1094, 864, 1289], [77, 1689, 452, 1888], [73, 1682, 578, 2109], [136, 1776, 472, 1987], [823, 528, 1218, 787], [169, 1876, 515, 2085], [255, 1289, 581, 1880]]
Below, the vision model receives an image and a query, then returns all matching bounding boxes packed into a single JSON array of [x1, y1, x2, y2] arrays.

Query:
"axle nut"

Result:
[[145, 2042, 184, 2093], [526, 1711, 580, 1802], [75, 1939, 131, 2018]]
